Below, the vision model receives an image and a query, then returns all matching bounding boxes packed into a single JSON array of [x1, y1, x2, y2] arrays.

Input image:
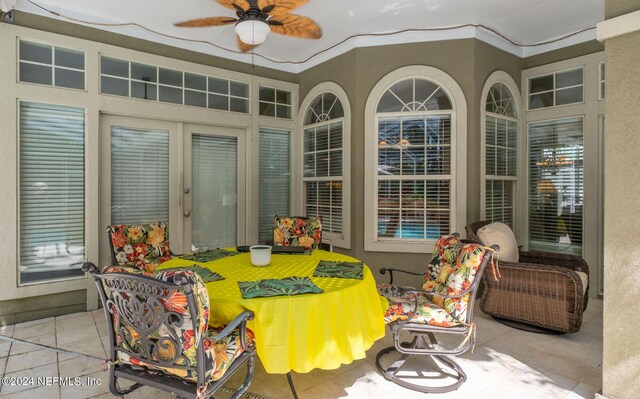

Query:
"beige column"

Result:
[[598, 1, 640, 398]]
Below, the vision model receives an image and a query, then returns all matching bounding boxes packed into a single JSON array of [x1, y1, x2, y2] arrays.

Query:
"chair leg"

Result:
[[228, 354, 256, 399], [375, 346, 467, 394], [109, 367, 142, 396]]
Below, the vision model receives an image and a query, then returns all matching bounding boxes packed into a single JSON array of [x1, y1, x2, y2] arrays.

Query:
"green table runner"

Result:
[[179, 249, 239, 263], [161, 265, 225, 283], [313, 260, 364, 279], [238, 276, 323, 299]]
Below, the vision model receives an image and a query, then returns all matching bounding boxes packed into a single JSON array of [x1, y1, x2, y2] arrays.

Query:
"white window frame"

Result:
[[527, 66, 585, 111], [364, 66, 467, 253], [297, 82, 352, 249], [17, 38, 86, 91], [521, 52, 605, 298], [480, 71, 523, 238]]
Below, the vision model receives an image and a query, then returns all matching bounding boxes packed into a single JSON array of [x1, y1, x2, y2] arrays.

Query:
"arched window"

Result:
[[364, 66, 467, 252], [299, 83, 351, 248], [481, 72, 521, 229]]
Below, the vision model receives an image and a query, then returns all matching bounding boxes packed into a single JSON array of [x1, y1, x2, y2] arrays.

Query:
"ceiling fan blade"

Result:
[[237, 36, 260, 52], [215, 0, 250, 11], [174, 16, 237, 27], [269, 14, 321, 39], [257, 0, 308, 16]]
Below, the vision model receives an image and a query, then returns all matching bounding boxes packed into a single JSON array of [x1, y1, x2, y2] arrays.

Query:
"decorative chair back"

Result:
[[423, 234, 495, 324], [86, 264, 211, 386], [107, 221, 173, 272], [273, 215, 323, 250]]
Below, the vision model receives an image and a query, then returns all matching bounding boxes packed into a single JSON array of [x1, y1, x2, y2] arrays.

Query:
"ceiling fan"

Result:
[[174, 0, 322, 52]]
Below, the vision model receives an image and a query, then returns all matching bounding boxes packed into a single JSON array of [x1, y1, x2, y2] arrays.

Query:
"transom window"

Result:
[[375, 78, 453, 241], [19, 40, 85, 90], [259, 86, 292, 118], [100, 56, 249, 113], [303, 93, 345, 235], [305, 92, 344, 124], [484, 82, 518, 227], [528, 67, 583, 110]]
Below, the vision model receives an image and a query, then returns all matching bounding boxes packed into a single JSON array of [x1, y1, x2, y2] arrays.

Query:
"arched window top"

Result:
[[376, 78, 452, 113], [304, 92, 344, 125], [486, 83, 517, 118]]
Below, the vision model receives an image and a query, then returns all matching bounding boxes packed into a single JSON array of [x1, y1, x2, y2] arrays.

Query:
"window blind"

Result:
[[192, 134, 238, 249], [376, 114, 452, 240], [484, 83, 518, 228], [528, 117, 583, 255], [19, 102, 85, 284], [304, 122, 343, 234], [259, 128, 290, 244], [111, 126, 169, 225]]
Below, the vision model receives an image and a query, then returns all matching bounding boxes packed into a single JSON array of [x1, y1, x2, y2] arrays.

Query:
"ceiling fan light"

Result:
[[235, 19, 270, 45]]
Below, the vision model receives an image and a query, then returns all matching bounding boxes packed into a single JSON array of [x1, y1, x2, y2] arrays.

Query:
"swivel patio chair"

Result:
[[376, 234, 497, 393], [466, 221, 589, 333], [83, 262, 256, 399], [273, 215, 323, 250], [107, 221, 174, 272]]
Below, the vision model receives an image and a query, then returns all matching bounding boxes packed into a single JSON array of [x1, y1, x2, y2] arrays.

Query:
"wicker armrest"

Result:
[[379, 267, 424, 285], [482, 261, 587, 311], [518, 251, 589, 274], [480, 261, 587, 333]]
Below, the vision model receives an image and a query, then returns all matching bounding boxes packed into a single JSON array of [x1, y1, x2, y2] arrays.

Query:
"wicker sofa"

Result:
[[466, 221, 589, 333]]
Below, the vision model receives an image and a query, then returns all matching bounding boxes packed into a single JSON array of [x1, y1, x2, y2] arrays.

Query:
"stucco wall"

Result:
[[602, 28, 640, 399]]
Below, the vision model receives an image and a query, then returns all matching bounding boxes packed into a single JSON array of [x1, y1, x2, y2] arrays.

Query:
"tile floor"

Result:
[[0, 300, 603, 399]]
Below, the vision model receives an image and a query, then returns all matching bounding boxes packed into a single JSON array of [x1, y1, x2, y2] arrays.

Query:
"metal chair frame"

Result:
[[83, 262, 256, 399], [375, 243, 497, 394]]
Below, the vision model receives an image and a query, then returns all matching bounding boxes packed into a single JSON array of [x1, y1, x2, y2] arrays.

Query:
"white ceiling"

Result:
[[15, 0, 604, 73]]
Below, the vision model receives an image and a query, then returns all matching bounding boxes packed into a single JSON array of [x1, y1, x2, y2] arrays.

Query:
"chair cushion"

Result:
[[424, 234, 462, 287], [576, 271, 588, 294], [378, 284, 461, 327], [477, 222, 519, 262], [108, 222, 173, 272], [100, 267, 253, 382], [438, 243, 487, 321], [273, 216, 322, 250]]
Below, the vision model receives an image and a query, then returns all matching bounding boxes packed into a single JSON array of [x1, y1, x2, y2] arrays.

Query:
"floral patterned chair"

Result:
[[107, 221, 173, 272], [376, 234, 498, 393], [273, 215, 322, 250], [83, 262, 256, 399]]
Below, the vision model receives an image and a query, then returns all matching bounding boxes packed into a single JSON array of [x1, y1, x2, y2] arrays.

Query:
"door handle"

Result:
[[184, 188, 191, 194], [184, 210, 191, 217]]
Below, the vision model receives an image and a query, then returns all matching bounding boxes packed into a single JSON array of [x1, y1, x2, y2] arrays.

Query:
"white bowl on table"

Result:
[[249, 245, 272, 267]]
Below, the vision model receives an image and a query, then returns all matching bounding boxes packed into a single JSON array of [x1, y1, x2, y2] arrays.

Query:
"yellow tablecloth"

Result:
[[158, 250, 387, 374]]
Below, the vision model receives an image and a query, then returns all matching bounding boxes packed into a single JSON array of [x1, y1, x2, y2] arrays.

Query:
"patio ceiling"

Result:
[[15, 0, 604, 72]]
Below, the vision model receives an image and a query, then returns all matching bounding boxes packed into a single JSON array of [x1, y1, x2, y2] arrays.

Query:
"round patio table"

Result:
[[158, 249, 387, 374]]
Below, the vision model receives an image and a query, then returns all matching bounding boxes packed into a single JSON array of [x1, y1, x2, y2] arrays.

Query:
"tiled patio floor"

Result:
[[0, 300, 602, 399]]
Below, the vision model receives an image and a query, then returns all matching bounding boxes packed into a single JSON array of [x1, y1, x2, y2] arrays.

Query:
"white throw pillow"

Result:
[[477, 222, 519, 262]]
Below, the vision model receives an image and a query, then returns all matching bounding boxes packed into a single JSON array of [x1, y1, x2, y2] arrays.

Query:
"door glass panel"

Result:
[[111, 126, 169, 224], [259, 128, 290, 244], [19, 102, 85, 284], [528, 117, 583, 256], [192, 134, 238, 250]]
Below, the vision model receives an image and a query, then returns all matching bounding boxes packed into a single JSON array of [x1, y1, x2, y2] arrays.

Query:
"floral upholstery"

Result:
[[378, 284, 461, 327], [102, 267, 254, 382], [273, 216, 322, 250], [424, 234, 463, 286], [107, 222, 173, 272], [378, 237, 489, 327]]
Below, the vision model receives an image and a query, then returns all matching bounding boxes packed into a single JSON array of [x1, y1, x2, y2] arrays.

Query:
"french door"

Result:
[[183, 124, 246, 251], [99, 116, 245, 266]]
